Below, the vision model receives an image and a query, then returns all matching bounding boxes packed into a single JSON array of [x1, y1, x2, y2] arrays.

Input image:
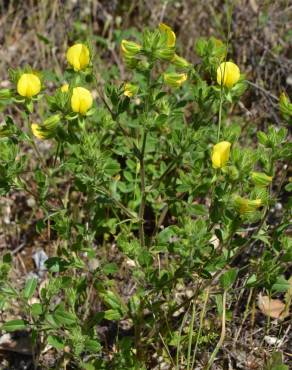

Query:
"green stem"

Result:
[[186, 300, 196, 370], [138, 68, 152, 248], [191, 287, 209, 368], [138, 130, 147, 248], [217, 90, 223, 142]]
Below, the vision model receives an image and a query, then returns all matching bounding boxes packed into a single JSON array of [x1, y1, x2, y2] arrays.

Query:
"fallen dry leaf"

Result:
[[257, 294, 288, 319]]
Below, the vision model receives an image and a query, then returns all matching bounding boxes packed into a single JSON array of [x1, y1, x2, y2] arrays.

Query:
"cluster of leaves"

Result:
[[0, 24, 291, 369]]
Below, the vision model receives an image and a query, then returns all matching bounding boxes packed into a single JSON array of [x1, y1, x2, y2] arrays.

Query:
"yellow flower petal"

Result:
[[61, 84, 69, 93], [211, 141, 231, 168], [17, 74, 41, 98], [217, 61, 240, 88], [66, 44, 90, 71], [71, 87, 93, 115], [31, 123, 46, 140], [159, 23, 176, 47], [124, 83, 138, 98]]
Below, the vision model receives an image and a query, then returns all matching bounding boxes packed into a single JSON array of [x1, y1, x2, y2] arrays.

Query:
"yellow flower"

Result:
[[217, 61, 240, 88], [66, 43, 90, 71], [71, 87, 93, 115], [124, 83, 138, 98], [159, 23, 176, 47], [163, 72, 187, 88], [17, 73, 41, 98], [31, 114, 60, 140], [211, 141, 231, 168], [233, 195, 262, 215], [61, 84, 69, 93], [31, 123, 49, 140]]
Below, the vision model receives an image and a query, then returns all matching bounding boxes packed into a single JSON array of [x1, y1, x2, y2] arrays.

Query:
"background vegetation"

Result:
[[0, 1, 291, 369]]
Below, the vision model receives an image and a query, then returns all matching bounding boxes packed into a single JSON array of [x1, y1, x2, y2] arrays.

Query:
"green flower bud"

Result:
[[124, 83, 139, 98], [171, 54, 190, 68], [251, 172, 273, 187], [233, 195, 262, 215], [222, 165, 239, 180], [121, 40, 142, 57], [0, 89, 12, 100], [136, 59, 150, 71], [279, 92, 292, 118], [154, 47, 175, 61], [163, 72, 187, 88], [43, 114, 61, 131]]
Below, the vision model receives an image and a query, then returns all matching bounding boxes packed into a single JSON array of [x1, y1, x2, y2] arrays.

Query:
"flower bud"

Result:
[[163, 72, 187, 88], [159, 23, 176, 47], [66, 43, 90, 71], [43, 114, 61, 130], [31, 123, 52, 140], [211, 141, 231, 168], [233, 195, 262, 215], [251, 172, 273, 187], [279, 92, 292, 118], [279, 92, 288, 106], [223, 165, 239, 180], [71, 87, 93, 115], [171, 54, 190, 68], [61, 84, 69, 93], [217, 61, 240, 88], [0, 89, 12, 100], [123, 56, 139, 69], [124, 83, 139, 98], [154, 48, 175, 61], [17, 73, 41, 98], [121, 40, 142, 57], [136, 59, 150, 71]]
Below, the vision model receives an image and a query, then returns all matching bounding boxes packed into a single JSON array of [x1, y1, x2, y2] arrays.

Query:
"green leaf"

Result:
[[220, 268, 238, 290], [47, 335, 65, 350], [101, 291, 127, 314], [1, 319, 26, 332], [102, 263, 118, 275], [82, 364, 95, 370], [36, 33, 51, 45], [84, 338, 101, 353], [3, 253, 12, 264], [53, 308, 77, 327], [31, 303, 43, 317], [272, 276, 291, 293], [104, 309, 122, 321], [23, 277, 38, 300], [45, 257, 69, 272]]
